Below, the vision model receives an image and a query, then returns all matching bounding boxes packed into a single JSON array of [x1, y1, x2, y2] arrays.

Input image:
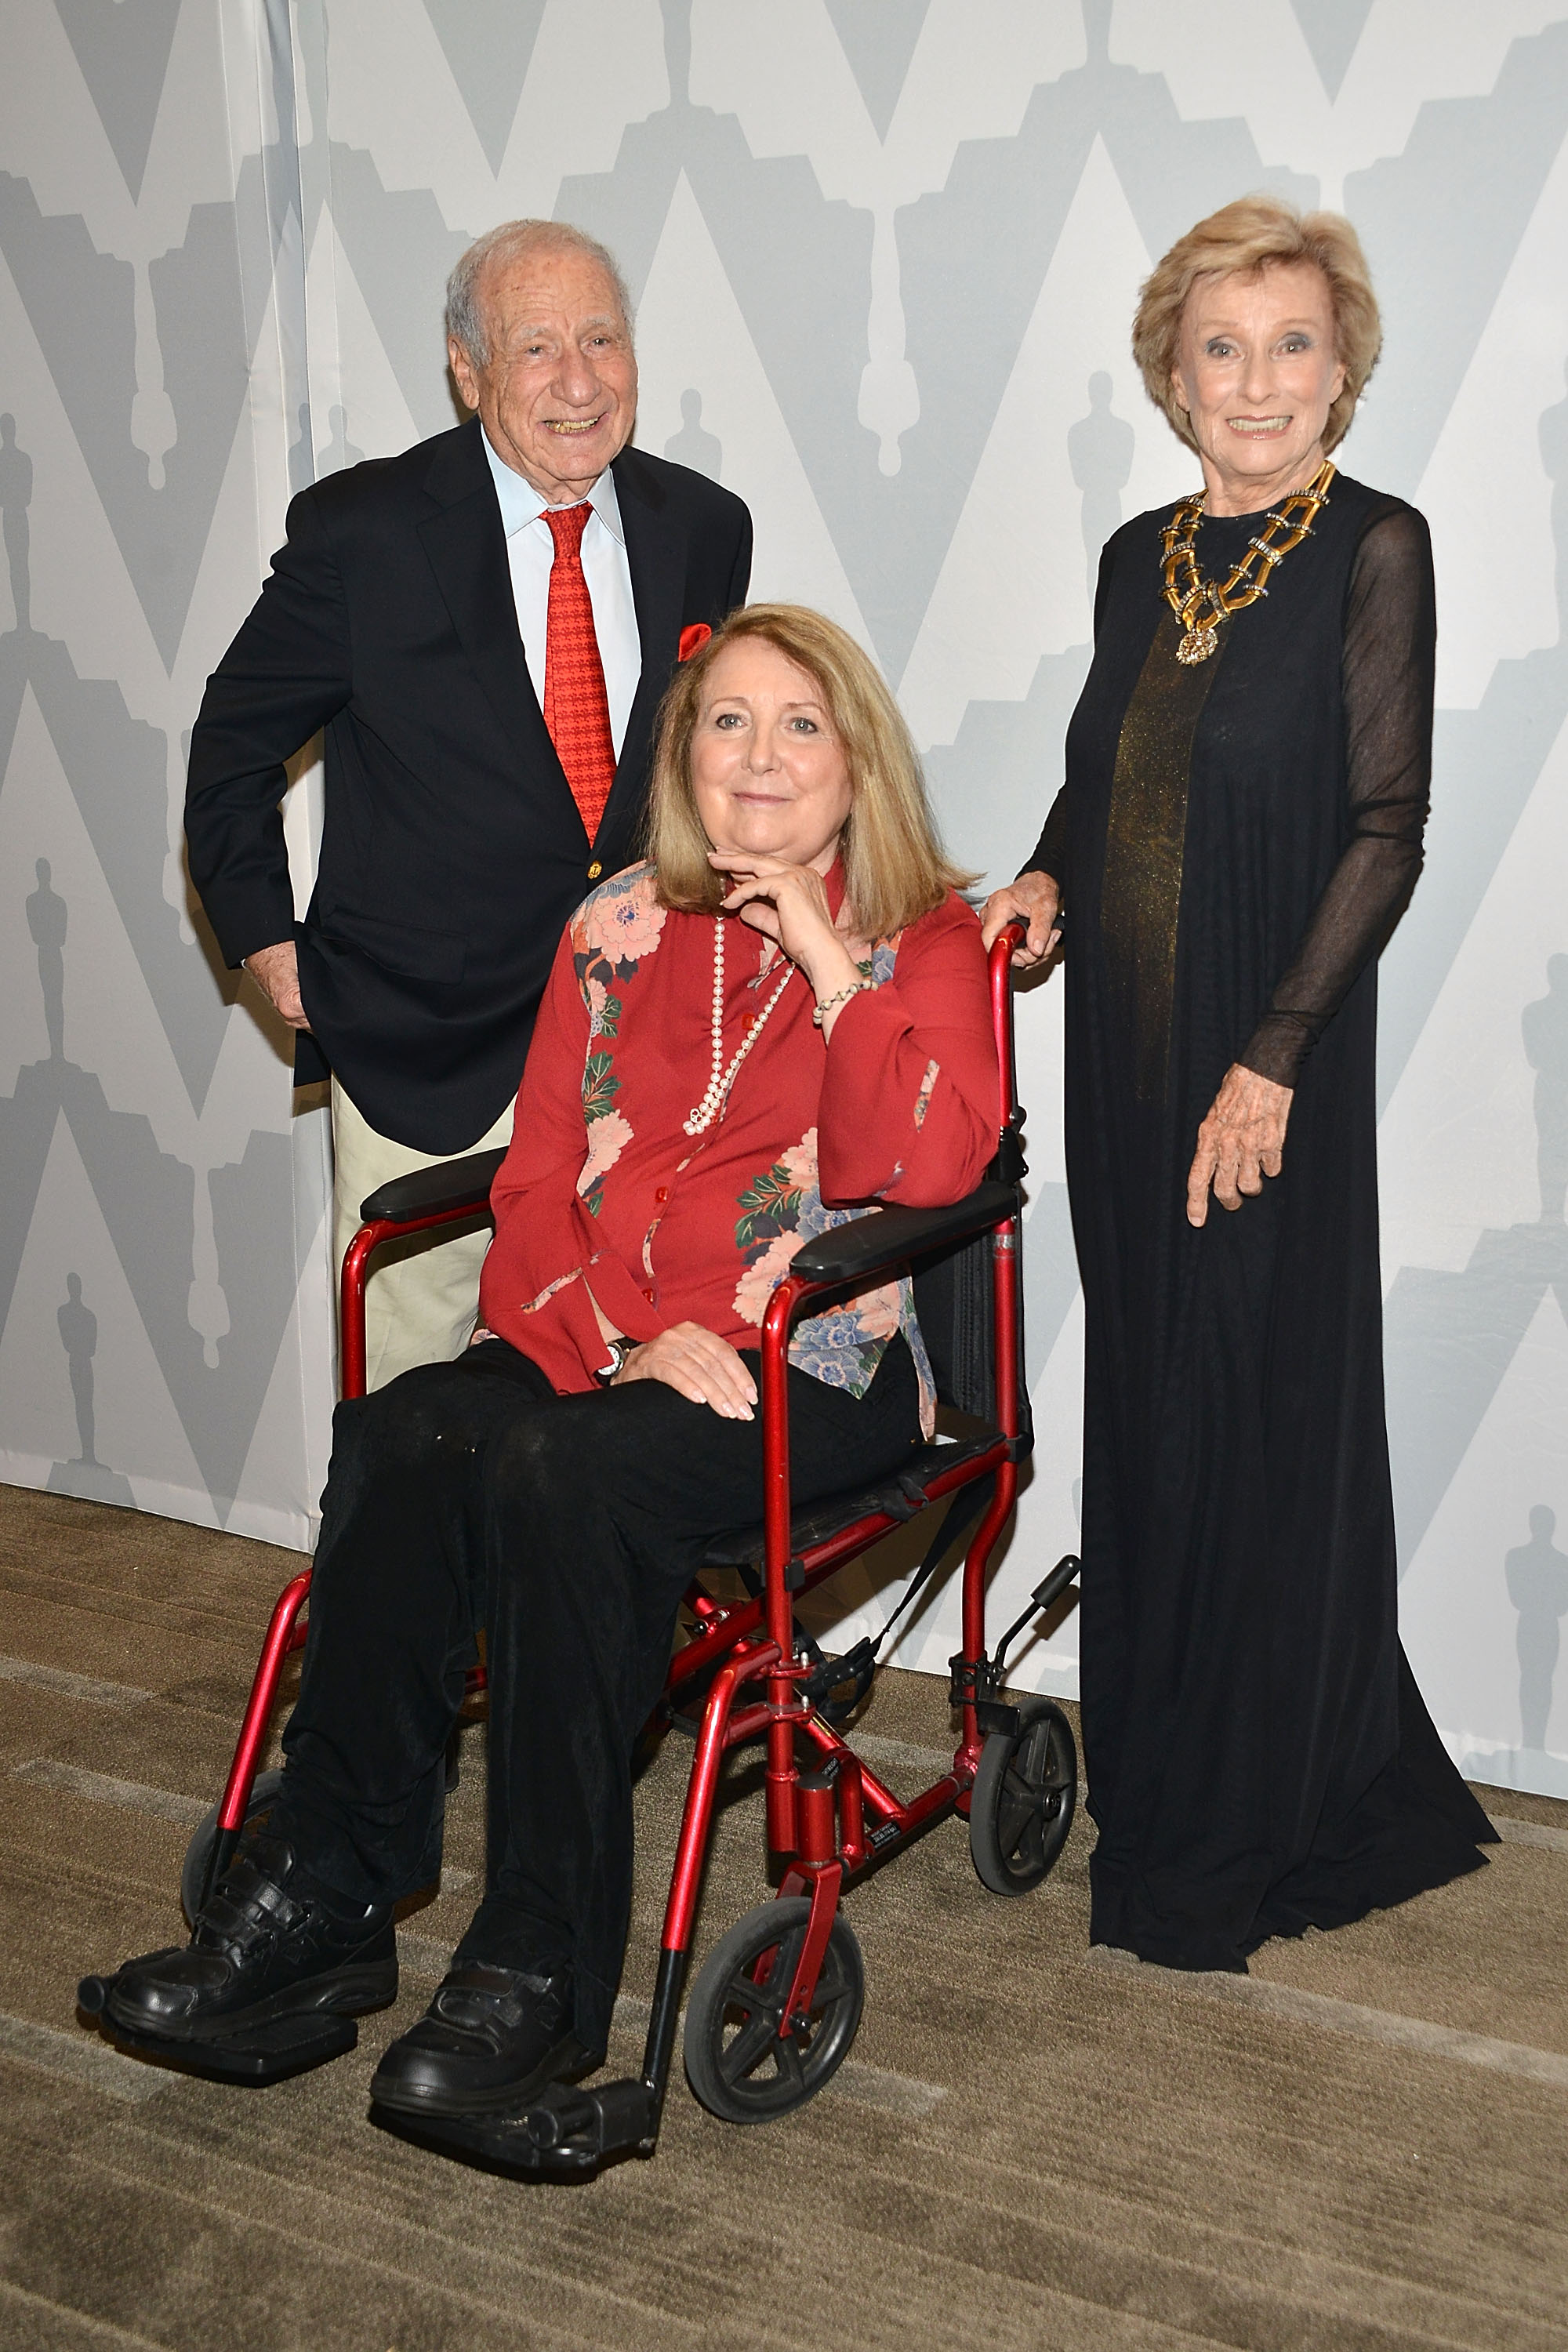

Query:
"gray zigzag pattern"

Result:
[[0, 0, 1564, 1704], [0, 165, 268, 670], [823, 0, 932, 142], [55, 0, 183, 204], [423, 0, 548, 174], [0, 9, 324, 1514], [1289, 0, 1377, 103]]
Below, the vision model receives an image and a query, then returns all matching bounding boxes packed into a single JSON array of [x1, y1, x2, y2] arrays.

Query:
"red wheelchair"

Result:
[[182, 920, 1080, 2175]]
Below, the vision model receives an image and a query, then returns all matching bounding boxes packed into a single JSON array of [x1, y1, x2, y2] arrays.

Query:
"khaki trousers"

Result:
[[331, 1080, 514, 1392]]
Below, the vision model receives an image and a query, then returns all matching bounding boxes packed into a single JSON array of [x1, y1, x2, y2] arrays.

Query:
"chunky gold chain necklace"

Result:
[[1160, 458, 1334, 666]]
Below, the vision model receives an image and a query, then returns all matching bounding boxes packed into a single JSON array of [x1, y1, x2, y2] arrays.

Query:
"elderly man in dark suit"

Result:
[[186, 220, 752, 1385]]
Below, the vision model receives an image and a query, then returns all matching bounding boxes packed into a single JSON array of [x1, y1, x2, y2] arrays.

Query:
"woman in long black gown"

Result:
[[983, 196, 1494, 1971]]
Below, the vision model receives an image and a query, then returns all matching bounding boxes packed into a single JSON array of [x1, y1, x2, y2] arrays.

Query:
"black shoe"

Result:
[[78, 1831, 396, 2078], [369, 1962, 598, 2119]]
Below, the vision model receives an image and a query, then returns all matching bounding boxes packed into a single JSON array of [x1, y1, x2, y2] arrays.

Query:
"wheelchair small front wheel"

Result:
[[180, 1768, 286, 1927], [969, 1695, 1076, 1895], [684, 1896, 863, 2124]]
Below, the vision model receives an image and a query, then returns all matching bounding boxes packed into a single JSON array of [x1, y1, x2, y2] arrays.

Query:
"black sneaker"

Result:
[[369, 1962, 597, 2119], [78, 1831, 396, 2078]]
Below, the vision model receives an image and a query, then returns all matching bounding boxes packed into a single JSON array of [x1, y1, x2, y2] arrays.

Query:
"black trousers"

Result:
[[277, 1335, 920, 2052]]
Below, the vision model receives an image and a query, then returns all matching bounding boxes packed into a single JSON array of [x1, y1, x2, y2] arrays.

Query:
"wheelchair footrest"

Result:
[[96, 2007, 359, 2084], [405, 2076, 658, 2178]]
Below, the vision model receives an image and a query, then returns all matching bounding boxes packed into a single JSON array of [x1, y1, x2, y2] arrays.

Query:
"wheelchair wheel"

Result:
[[969, 1696, 1076, 1896], [180, 1768, 286, 1928], [684, 1896, 863, 2124]]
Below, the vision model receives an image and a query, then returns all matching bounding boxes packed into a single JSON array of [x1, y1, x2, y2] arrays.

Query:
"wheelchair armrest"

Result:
[[789, 1181, 1018, 1287], [358, 1145, 509, 1225]]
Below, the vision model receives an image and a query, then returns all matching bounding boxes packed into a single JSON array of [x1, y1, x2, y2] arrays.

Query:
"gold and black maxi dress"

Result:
[[1026, 473, 1496, 1970]]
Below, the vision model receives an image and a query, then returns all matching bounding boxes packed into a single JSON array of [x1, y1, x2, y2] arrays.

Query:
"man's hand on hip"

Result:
[[243, 939, 311, 1030]]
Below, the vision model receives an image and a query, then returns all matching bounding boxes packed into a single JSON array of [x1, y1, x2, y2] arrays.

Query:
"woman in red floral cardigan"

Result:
[[90, 605, 1000, 2139]]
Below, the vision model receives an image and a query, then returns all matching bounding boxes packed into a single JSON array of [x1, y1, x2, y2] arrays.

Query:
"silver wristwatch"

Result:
[[593, 1335, 636, 1386]]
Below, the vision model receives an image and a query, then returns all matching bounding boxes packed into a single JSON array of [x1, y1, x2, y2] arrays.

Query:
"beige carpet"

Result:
[[1, 1482, 1565, 2352]]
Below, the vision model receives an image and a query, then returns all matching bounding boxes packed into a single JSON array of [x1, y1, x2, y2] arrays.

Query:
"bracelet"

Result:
[[811, 978, 874, 1029]]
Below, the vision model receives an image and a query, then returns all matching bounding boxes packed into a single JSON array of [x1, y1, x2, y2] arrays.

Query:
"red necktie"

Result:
[[543, 504, 615, 844]]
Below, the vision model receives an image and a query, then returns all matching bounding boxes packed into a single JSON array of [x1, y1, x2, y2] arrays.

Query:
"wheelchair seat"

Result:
[[699, 1431, 1003, 1572]]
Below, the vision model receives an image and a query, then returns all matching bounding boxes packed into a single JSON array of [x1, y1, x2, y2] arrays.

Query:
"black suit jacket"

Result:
[[185, 420, 752, 1152]]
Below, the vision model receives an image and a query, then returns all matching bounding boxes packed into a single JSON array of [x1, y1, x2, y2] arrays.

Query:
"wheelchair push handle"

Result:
[[989, 920, 1028, 1182]]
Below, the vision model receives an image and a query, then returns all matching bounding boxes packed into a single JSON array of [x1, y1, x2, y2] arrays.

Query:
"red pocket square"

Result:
[[677, 622, 713, 662]]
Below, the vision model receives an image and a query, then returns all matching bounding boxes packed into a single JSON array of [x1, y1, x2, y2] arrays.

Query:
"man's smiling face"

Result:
[[449, 240, 637, 505]]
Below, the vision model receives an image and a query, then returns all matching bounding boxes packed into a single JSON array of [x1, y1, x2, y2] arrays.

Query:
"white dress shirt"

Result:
[[481, 428, 642, 760]]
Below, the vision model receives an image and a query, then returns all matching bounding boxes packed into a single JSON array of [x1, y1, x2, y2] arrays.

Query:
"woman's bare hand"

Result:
[[707, 850, 862, 1004], [1186, 1065, 1294, 1228], [613, 1321, 759, 1421], [980, 871, 1061, 969]]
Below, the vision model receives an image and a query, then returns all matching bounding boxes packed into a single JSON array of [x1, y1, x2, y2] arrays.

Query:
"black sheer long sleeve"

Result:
[[1238, 506, 1436, 1087], [1023, 786, 1069, 883], [1018, 536, 1126, 887]]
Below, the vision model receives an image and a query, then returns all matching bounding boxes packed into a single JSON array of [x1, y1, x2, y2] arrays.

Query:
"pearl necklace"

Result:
[[684, 917, 797, 1135]]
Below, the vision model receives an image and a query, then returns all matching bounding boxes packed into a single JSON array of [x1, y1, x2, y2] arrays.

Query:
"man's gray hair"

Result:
[[445, 221, 634, 367]]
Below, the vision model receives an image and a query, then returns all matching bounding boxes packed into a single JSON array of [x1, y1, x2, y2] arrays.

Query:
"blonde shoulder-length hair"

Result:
[[1132, 194, 1382, 456], [643, 603, 974, 940]]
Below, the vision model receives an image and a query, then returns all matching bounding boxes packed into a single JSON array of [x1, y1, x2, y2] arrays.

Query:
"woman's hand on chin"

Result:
[[1186, 1064, 1294, 1227], [612, 1322, 759, 1420], [707, 848, 863, 1001]]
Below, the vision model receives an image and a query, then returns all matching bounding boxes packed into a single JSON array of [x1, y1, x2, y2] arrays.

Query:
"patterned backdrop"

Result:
[[3, 0, 1567, 1796]]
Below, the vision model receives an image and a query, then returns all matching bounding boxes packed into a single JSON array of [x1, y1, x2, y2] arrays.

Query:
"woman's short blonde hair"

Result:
[[643, 603, 974, 939], [1131, 194, 1381, 456]]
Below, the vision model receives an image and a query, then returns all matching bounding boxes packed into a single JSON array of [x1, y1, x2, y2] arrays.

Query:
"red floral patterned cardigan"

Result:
[[477, 862, 999, 1435]]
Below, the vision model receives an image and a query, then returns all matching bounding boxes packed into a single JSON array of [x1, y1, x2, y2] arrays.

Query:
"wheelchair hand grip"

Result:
[[358, 1145, 509, 1225], [789, 1181, 1018, 1286]]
